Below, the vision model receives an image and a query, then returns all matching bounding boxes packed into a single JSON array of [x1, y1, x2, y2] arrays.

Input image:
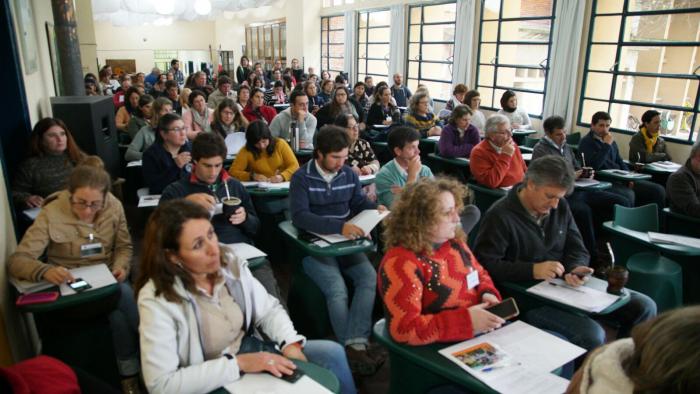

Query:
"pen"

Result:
[[548, 281, 585, 293]]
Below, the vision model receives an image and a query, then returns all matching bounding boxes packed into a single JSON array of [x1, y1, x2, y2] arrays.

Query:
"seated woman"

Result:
[[316, 86, 363, 130], [334, 114, 379, 175], [366, 85, 401, 129], [182, 90, 214, 140], [404, 91, 442, 137], [211, 98, 249, 139], [142, 113, 192, 194], [12, 118, 86, 210], [242, 88, 277, 125], [178, 88, 191, 113], [567, 305, 700, 393], [497, 90, 531, 130], [378, 177, 504, 345], [135, 199, 356, 394], [414, 85, 435, 114], [438, 83, 468, 120], [265, 80, 288, 106], [304, 80, 324, 116], [8, 159, 139, 391], [438, 105, 481, 159], [318, 79, 334, 105], [629, 110, 672, 163], [125, 97, 172, 162], [115, 87, 141, 134], [229, 120, 299, 183], [367, 81, 397, 107], [236, 85, 250, 112], [465, 89, 487, 134], [126, 94, 154, 139]]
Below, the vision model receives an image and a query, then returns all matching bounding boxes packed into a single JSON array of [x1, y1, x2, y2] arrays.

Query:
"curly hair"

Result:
[[383, 177, 469, 255]]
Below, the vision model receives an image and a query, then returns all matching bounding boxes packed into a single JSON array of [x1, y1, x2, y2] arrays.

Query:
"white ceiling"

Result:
[[91, 0, 277, 26]]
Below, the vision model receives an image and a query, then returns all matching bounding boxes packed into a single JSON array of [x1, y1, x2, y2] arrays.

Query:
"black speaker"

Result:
[[50, 96, 120, 178]]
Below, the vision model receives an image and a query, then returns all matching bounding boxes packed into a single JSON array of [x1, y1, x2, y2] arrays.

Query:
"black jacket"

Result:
[[473, 184, 590, 282], [142, 141, 192, 194], [667, 159, 700, 217]]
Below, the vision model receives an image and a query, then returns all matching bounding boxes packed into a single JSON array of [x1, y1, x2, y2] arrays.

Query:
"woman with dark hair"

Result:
[[321, 70, 332, 81], [236, 85, 251, 111], [127, 94, 154, 139], [142, 113, 192, 194], [236, 55, 252, 85], [9, 159, 139, 392], [438, 104, 481, 159], [304, 80, 323, 115], [318, 79, 334, 104], [316, 86, 363, 130], [282, 75, 295, 96], [404, 91, 443, 137], [135, 199, 356, 394], [12, 118, 87, 209], [252, 75, 265, 90], [628, 109, 671, 163], [229, 120, 299, 183], [334, 113, 379, 175], [497, 90, 531, 130], [465, 89, 486, 134], [115, 87, 141, 133], [211, 98, 249, 140], [125, 97, 172, 162], [242, 88, 277, 125], [182, 90, 214, 140], [438, 83, 468, 120], [367, 85, 401, 128]]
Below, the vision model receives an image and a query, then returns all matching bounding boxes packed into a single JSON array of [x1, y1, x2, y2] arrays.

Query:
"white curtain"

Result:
[[389, 4, 406, 80], [542, 0, 586, 128], [344, 10, 357, 83], [452, 0, 477, 88]]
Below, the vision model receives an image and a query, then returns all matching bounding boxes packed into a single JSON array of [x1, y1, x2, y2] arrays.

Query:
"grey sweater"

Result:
[[532, 138, 581, 170], [12, 154, 75, 207], [269, 108, 317, 149]]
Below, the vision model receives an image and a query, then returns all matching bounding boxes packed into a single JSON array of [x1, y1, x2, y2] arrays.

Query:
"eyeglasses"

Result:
[[70, 198, 104, 211], [168, 126, 186, 133]]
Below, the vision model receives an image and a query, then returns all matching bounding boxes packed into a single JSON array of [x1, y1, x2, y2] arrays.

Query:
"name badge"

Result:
[[466, 269, 479, 290], [80, 242, 103, 258]]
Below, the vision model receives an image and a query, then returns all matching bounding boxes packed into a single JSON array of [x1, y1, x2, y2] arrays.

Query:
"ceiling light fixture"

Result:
[[194, 0, 212, 15]]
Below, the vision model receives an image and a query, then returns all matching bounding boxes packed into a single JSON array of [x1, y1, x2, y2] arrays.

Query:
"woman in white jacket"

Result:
[[135, 199, 356, 394]]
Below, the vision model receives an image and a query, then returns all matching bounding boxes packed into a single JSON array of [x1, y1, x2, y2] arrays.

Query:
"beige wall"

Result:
[[75, 0, 98, 76]]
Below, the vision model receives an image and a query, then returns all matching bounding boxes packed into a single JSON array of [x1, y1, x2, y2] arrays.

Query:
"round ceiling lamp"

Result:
[[153, 0, 175, 15], [194, 0, 212, 15]]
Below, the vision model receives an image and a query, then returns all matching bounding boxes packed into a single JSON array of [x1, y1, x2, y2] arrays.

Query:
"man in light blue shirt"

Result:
[[375, 126, 433, 206]]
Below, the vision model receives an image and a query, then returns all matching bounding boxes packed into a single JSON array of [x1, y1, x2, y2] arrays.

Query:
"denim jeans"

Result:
[[108, 282, 140, 376], [302, 253, 376, 345], [525, 290, 657, 351], [305, 339, 357, 394]]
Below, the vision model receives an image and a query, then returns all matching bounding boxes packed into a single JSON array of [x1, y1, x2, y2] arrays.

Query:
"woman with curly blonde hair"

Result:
[[378, 177, 504, 345]]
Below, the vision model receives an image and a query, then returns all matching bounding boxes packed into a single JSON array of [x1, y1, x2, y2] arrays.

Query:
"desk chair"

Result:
[[523, 136, 540, 148], [663, 207, 700, 238]]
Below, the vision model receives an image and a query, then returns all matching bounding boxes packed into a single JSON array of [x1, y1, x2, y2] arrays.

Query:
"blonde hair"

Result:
[[179, 88, 192, 110], [383, 177, 469, 255]]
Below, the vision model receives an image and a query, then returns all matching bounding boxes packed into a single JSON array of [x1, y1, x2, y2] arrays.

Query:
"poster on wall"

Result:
[[13, 0, 38, 74]]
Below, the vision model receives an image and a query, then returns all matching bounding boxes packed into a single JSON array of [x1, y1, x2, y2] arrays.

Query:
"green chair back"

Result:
[[613, 204, 659, 232], [566, 132, 581, 145], [663, 207, 700, 238], [523, 136, 540, 148]]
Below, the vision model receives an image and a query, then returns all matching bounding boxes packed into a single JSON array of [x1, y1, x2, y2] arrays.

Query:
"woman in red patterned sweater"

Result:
[[378, 177, 505, 345]]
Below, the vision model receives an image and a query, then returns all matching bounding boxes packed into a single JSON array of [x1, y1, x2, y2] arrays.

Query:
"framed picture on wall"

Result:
[[45, 22, 62, 95]]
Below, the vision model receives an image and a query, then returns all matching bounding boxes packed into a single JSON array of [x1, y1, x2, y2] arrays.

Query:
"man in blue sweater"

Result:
[[578, 111, 665, 209], [289, 125, 387, 375]]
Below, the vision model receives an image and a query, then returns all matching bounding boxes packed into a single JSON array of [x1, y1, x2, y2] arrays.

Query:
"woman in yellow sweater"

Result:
[[229, 120, 299, 182]]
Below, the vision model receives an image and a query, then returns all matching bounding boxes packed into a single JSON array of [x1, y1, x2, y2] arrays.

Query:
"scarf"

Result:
[[641, 126, 658, 153], [192, 108, 210, 132]]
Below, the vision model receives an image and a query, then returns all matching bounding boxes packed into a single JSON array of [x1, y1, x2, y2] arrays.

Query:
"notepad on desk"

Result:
[[600, 169, 647, 178], [359, 174, 376, 182], [58, 264, 117, 296], [23, 207, 41, 221], [574, 178, 600, 188], [138, 194, 160, 207], [648, 231, 700, 249], [257, 181, 290, 189], [527, 277, 620, 313], [310, 209, 389, 244], [226, 243, 267, 261], [126, 160, 142, 168], [439, 321, 585, 394], [225, 373, 332, 394]]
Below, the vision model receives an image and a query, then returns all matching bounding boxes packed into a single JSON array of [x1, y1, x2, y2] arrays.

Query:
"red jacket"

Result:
[[469, 139, 527, 188], [378, 240, 501, 345], [243, 103, 276, 125], [0, 355, 80, 394]]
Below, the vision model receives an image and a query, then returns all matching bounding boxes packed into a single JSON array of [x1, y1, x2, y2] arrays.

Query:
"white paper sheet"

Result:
[[527, 277, 620, 313], [646, 161, 681, 171], [600, 169, 647, 178], [225, 132, 247, 156], [10, 277, 54, 294], [58, 264, 117, 296], [522, 153, 532, 161], [310, 209, 389, 244], [257, 181, 290, 189], [126, 160, 142, 167], [649, 231, 700, 249], [226, 243, 267, 261], [23, 207, 41, 221], [359, 174, 376, 183], [241, 181, 260, 187], [224, 373, 332, 394], [574, 178, 600, 188], [138, 194, 161, 208], [426, 135, 441, 141], [439, 321, 584, 394]]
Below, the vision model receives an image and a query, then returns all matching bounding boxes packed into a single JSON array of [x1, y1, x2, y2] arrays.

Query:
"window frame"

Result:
[[321, 14, 346, 76], [406, 1, 458, 102], [474, 0, 557, 118], [356, 8, 391, 83], [576, 0, 700, 144]]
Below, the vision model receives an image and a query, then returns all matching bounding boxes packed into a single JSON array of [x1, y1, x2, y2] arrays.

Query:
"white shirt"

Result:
[[314, 160, 337, 184]]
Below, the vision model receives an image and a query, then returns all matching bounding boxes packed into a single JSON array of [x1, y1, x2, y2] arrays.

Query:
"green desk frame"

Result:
[[663, 208, 700, 238], [427, 153, 470, 180]]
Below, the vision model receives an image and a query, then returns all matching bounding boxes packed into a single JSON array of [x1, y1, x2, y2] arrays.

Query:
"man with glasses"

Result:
[[469, 114, 527, 188]]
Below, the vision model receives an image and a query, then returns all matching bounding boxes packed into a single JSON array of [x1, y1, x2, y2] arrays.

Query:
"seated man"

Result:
[[533, 115, 631, 267], [667, 141, 700, 217], [269, 89, 317, 149], [474, 155, 657, 351], [160, 132, 283, 304], [577, 111, 666, 209], [469, 114, 527, 188], [289, 125, 386, 375], [375, 127, 433, 207], [207, 75, 236, 110]]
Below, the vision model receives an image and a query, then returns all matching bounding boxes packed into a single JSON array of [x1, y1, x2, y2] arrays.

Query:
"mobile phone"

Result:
[[16, 291, 59, 306], [69, 278, 91, 293], [573, 270, 593, 279], [298, 231, 321, 243], [279, 368, 305, 383], [485, 297, 519, 320]]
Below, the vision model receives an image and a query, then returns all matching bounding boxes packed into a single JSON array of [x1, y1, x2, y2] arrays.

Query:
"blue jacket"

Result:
[[290, 160, 376, 234], [577, 130, 628, 171], [142, 141, 192, 194]]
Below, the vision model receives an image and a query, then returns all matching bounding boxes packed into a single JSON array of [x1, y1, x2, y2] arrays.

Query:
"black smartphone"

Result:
[[485, 297, 519, 320], [298, 231, 321, 243], [573, 270, 593, 280], [280, 368, 305, 383], [69, 278, 91, 293]]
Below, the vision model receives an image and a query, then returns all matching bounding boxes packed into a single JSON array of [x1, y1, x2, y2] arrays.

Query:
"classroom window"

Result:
[[321, 15, 346, 77], [578, 0, 700, 143], [357, 9, 391, 84], [475, 0, 555, 118], [153, 50, 178, 75], [245, 20, 286, 70], [406, 2, 457, 101]]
